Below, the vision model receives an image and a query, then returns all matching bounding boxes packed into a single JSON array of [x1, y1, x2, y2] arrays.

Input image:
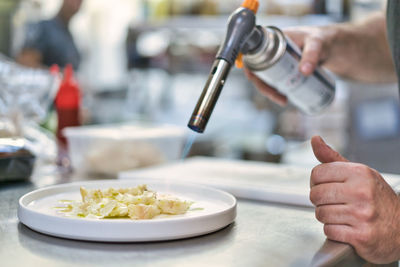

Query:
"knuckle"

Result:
[[353, 163, 370, 176], [309, 35, 324, 44], [355, 185, 374, 202], [323, 224, 330, 237], [356, 206, 376, 222], [315, 207, 325, 222], [355, 227, 374, 246], [311, 166, 318, 178], [363, 167, 377, 184], [310, 165, 322, 184], [369, 167, 380, 177], [323, 224, 348, 243], [304, 36, 322, 53], [309, 188, 321, 205]]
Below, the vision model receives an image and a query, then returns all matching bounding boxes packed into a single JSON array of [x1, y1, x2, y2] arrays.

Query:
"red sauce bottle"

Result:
[[55, 64, 81, 168]]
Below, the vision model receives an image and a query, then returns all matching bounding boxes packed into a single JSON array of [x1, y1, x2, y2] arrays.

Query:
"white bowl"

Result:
[[63, 123, 186, 175]]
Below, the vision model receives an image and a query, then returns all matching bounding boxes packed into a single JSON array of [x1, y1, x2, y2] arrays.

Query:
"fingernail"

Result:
[[300, 62, 313, 75]]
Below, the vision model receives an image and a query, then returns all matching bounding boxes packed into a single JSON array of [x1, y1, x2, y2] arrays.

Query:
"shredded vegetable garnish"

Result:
[[56, 184, 193, 220]]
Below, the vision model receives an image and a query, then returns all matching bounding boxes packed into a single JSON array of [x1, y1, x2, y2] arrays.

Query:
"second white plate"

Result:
[[18, 179, 236, 242]]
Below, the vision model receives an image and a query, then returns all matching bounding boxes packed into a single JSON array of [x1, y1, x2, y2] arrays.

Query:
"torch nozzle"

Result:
[[188, 59, 231, 133]]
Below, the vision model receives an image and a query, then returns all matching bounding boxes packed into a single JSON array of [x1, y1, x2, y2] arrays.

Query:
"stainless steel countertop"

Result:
[[0, 164, 371, 267]]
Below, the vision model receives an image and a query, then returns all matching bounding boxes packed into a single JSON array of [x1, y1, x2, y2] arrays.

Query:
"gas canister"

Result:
[[243, 26, 335, 115]]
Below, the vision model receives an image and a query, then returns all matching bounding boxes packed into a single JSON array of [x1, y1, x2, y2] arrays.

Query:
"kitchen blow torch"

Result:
[[187, 0, 336, 133], [187, 0, 261, 133]]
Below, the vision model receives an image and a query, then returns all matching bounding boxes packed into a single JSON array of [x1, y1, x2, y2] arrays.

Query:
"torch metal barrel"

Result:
[[188, 59, 231, 133]]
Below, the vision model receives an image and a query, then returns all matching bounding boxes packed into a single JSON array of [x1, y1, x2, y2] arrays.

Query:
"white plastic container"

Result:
[[63, 123, 186, 176]]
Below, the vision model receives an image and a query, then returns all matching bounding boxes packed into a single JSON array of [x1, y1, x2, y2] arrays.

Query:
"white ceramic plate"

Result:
[[18, 179, 236, 242]]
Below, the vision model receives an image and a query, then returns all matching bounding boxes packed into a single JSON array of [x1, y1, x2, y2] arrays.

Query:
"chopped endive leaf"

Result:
[[55, 185, 197, 220]]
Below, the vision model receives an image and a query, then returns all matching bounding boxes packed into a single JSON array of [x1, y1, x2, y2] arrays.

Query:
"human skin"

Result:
[[244, 13, 400, 263], [244, 13, 397, 106], [310, 136, 400, 264]]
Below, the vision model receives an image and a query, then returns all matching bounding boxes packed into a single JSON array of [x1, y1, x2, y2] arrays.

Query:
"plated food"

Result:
[[56, 184, 193, 220], [19, 179, 236, 241]]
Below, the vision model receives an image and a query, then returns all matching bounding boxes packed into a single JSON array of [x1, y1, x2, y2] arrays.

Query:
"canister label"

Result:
[[252, 36, 335, 114]]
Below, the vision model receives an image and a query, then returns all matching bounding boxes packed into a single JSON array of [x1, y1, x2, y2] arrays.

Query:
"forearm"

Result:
[[324, 13, 397, 83]]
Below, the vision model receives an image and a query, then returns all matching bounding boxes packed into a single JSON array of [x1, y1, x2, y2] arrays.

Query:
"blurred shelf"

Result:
[[133, 14, 336, 30]]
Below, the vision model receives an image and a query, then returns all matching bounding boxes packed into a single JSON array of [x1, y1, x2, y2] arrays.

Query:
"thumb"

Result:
[[311, 136, 348, 163]]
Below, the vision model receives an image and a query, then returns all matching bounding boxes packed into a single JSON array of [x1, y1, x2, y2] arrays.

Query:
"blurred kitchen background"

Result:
[[1, 0, 399, 177]]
